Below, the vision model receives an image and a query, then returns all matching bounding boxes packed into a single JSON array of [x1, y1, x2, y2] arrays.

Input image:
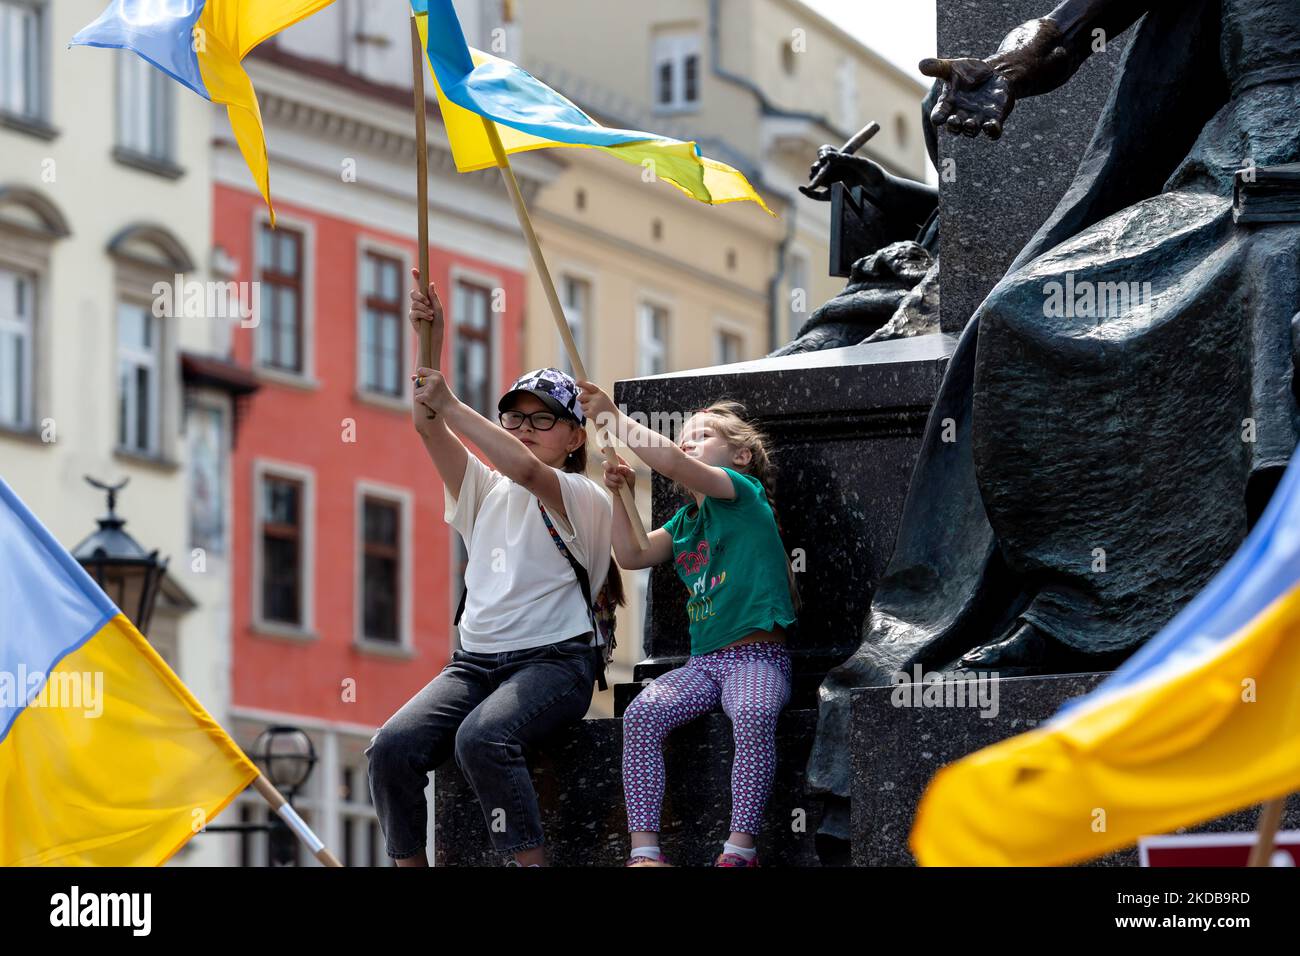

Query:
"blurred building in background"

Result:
[[0, 0, 254, 865]]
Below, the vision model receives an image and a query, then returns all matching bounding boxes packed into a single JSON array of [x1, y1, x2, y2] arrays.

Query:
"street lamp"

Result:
[[72, 476, 169, 636], [252, 727, 318, 866], [252, 726, 318, 799]]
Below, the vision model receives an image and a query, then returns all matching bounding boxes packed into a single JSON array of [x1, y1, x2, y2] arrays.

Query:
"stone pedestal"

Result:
[[850, 674, 1300, 866]]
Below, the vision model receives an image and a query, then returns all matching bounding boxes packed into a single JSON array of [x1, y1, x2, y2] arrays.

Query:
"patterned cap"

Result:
[[498, 368, 585, 426]]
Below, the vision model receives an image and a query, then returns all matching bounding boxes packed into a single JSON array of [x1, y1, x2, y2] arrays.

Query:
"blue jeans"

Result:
[[365, 635, 595, 859]]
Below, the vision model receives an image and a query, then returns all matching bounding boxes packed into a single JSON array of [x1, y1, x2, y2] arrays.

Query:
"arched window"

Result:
[[107, 222, 197, 461], [0, 185, 68, 435]]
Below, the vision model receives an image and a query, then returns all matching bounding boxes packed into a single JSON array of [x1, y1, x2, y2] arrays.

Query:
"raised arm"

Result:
[[408, 273, 468, 497], [601, 454, 675, 571], [436, 392, 572, 522], [924, 0, 1162, 140], [575, 381, 737, 502]]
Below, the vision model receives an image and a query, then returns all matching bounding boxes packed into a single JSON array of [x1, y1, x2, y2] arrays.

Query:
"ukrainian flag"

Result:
[[0, 478, 258, 866], [911, 457, 1300, 866], [412, 0, 773, 214], [71, 1, 338, 226]]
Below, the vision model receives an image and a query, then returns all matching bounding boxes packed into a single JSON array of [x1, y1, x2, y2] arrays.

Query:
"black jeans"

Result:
[[365, 635, 595, 859]]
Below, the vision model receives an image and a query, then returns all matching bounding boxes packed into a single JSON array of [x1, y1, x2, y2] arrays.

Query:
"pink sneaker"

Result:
[[714, 852, 758, 867]]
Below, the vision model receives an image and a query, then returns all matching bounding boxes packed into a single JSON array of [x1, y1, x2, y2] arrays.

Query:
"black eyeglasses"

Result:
[[499, 410, 561, 431]]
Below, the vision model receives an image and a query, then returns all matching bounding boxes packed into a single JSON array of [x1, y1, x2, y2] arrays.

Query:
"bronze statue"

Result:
[[809, 0, 1300, 842], [773, 115, 941, 354]]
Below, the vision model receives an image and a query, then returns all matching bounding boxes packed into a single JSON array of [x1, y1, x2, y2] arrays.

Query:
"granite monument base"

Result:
[[851, 674, 1300, 865], [433, 708, 821, 866]]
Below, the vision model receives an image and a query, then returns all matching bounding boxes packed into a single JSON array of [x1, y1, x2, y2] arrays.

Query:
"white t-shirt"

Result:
[[445, 452, 613, 653]]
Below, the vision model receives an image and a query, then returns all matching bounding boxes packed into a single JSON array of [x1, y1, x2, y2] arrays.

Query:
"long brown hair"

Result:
[[563, 424, 626, 611], [671, 401, 802, 613]]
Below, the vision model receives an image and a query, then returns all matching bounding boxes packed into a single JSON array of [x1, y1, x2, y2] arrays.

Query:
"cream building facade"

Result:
[[0, 0, 248, 865], [522, 0, 930, 350]]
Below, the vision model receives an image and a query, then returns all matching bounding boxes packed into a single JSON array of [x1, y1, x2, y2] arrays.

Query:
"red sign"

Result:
[[1140, 832, 1300, 866]]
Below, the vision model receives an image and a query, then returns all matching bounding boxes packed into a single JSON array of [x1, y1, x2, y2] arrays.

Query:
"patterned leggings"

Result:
[[622, 641, 792, 835]]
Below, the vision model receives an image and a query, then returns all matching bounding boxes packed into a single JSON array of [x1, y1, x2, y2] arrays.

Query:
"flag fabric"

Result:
[[911, 456, 1300, 866], [70, 1, 337, 226], [411, 1, 773, 214], [0, 478, 258, 866]]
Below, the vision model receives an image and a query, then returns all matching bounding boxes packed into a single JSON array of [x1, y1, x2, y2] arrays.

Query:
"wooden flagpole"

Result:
[[252, 774, 343, 867], [1247, 796, 1287, 866], [410, 15, 434, 374], [408, 16, 443, 428], [479, 117, 650, 550]]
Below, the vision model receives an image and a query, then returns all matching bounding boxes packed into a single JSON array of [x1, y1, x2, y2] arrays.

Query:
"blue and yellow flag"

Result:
[[0, 478, 258, 865], [70, 1, 338, 226], [411, 0, 773, 214], [911, 457, 1300, 866]]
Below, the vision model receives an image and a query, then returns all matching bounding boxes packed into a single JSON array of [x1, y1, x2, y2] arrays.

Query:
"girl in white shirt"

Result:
[[366, 271, 618, 867]]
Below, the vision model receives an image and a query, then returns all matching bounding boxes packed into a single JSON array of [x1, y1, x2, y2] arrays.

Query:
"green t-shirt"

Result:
[[662, 467, 797, 656]]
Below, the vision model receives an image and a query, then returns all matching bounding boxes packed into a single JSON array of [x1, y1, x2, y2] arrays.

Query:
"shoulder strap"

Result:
[[536, 499, 608, 692], [453, 585, 467, 626], [536, 498, 595, 619]]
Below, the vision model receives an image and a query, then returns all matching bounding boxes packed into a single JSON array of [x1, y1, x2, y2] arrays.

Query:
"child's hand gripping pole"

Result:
[[480, 116, 649, 550]]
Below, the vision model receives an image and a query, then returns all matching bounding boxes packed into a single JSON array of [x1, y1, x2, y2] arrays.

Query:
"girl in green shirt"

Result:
[[577, 384, 800, 867]]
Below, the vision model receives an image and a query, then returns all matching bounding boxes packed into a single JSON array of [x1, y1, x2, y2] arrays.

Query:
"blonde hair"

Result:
[[673, 400, 802, 613]]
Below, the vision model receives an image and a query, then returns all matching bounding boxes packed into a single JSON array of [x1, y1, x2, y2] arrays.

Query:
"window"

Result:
[[837, 58, 858, 133], [0, 266, 33, 428], [257, 224, 305, 374], [781, 38, 798, 76], [359, 251, 403, 396], [116, 303, 160, 454], [261, 475, 305, 627], [117, 51, 175, 161], [714, 328, 743, 366], [361, 496, 400, 644], [188, 402, 227, 557], [453, 280, 493, 417], [638, 302, 669, 376], [788, 252, 810, 340], [340, 762, 388, 867], [0, 1, 44, 121], [652, 30, 700, 112], [558, 276, 589, 378]]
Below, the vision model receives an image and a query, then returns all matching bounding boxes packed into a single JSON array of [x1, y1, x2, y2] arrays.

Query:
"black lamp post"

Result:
[[253, 726, 318, 867], [72, 476, 169, 636]]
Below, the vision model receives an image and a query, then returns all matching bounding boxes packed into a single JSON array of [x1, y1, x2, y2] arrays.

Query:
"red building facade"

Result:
[[219, 185, 526, 726]]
